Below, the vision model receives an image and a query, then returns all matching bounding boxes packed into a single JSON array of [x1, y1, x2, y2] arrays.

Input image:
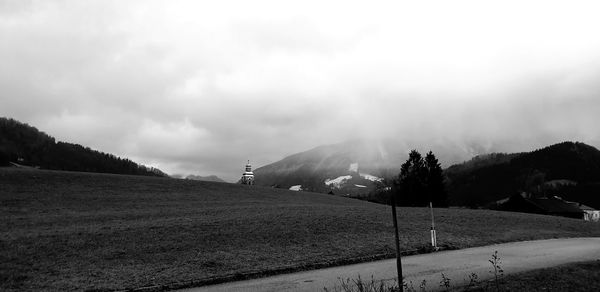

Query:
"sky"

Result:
[[2, 0, 600, 181]]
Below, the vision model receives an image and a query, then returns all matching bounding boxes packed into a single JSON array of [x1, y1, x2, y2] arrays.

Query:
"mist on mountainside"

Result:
[[254, 137, 554, 178], [253, 138, 514, 193], [254, 139, 600, 209]]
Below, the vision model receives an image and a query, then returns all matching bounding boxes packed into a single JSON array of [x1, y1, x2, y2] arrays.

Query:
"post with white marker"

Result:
[[430, 201, 438, 250]]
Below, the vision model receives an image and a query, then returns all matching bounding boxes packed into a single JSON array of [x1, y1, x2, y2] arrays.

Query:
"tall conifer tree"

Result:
[[396, 150, 448, 207], [425, 151, 448, 207], [397, 150, 427, 206]]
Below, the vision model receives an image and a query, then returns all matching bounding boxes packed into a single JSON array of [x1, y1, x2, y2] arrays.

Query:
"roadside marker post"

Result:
[[430, 202, 438, 250], [390, 191, 403, 292]]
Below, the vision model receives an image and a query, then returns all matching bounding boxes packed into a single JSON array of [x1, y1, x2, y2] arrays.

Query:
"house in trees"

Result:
[[575, 204, 600, 222], [497, 193, 588, 220]]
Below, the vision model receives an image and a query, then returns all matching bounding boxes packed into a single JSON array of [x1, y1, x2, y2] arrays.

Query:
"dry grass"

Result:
[[324, 260, 600, 292], [2, 168, 600, 291], [488, 260, 600, 291], [460, 260, 600, 291]]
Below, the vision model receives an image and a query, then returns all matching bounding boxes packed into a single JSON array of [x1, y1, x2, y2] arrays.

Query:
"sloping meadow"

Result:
[[2, 168, 599, 291]]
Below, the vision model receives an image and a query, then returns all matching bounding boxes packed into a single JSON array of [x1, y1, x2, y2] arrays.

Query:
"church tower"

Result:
[[240, 160, 255, 185]]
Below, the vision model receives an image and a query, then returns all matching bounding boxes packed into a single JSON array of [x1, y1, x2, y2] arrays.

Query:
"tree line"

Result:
[[0, 117, 166, 177]]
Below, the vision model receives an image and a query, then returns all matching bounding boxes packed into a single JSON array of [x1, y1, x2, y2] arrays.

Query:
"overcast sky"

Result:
[[2, 0, 600, 181]]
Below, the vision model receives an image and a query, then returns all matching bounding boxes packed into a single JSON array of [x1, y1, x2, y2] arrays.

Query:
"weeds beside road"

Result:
[[325, 253, 600, 292]]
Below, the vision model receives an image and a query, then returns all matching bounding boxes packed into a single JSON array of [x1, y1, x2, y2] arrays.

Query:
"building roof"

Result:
[[528, 197, 584, 214], [574, 203, 597, 211]]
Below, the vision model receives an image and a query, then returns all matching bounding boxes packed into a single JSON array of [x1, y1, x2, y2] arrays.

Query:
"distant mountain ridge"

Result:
[[254, 140, 401, 195], [254, 139, 482, 196], [446, 141, 600, 208], [184, 174, 226, 182], [0, 117, 166, 177]]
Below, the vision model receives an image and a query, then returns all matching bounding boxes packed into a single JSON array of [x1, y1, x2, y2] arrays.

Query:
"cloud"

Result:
[[2, 1, 600, 181]]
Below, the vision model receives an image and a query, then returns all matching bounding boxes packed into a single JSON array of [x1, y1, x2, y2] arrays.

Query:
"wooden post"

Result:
[[391, 192, 403, 291]]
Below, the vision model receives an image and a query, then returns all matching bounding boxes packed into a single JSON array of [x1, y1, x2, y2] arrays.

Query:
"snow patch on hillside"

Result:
[[360, 173, 383, 182], [349, 163, 359, 172], [325, 175, 352, 188], [289, 185, 302, 191]]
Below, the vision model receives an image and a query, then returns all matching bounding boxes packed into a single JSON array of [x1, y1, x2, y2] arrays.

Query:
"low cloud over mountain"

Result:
[[2, 1, 600, 180]]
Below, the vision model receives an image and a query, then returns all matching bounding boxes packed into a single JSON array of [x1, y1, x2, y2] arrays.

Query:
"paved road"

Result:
[[179, 237, 600, 292]]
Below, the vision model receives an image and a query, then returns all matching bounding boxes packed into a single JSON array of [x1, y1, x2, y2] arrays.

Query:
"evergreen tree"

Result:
[[396, 150, 428, 206], [396, 150, 448, 207], [425, 151, 448, 207]]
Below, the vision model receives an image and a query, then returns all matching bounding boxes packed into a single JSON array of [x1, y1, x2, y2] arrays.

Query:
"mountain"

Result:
[[254, 140, 390, 195], [0, 117, 166, 177], [184, 174, 226, 183], [254, 139, 480, 196], [446, 141, 600, 208], [255, 139, 600, 209]]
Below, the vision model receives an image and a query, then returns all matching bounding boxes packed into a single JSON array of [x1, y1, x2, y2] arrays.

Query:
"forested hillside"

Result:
[[446, 142, 600, 208], [444, 152, 523, 177], [0, 117, 165, 176]]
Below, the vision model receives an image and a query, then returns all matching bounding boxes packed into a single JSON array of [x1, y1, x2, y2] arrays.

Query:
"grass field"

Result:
[[2, 168, 600, 291]]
